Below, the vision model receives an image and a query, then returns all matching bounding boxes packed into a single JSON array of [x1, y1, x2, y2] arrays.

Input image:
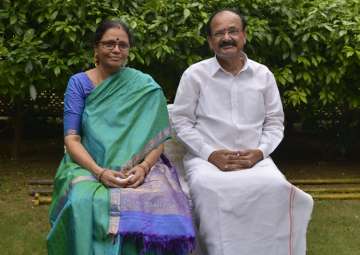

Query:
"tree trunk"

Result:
[[11, 100, 23, 160]]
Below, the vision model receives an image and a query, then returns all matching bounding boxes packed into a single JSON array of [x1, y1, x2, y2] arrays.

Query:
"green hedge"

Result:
[[0, 0, 359, 154]]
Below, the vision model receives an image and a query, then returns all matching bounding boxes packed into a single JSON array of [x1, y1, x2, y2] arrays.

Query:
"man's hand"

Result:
[[236, 149, 263, 169], [208, 150, 247, 171], [208, 149, 263, 171]]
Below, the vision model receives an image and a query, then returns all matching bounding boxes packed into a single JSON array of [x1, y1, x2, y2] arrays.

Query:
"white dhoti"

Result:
[[184, 155, 313, 255]]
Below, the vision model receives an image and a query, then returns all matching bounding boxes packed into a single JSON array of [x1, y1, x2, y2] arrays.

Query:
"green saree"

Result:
[[47, 68, 195, 255]]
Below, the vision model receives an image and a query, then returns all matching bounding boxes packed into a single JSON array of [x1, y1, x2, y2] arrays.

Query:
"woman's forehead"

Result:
[[102, 27, 128, 40]]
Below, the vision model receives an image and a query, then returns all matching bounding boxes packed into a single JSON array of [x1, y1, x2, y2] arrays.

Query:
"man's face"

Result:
[[207, 11, 246, 60]]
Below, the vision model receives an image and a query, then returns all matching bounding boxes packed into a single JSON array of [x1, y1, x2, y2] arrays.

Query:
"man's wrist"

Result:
[[256, 149, 264, 160], [256, 147, 267, 159]]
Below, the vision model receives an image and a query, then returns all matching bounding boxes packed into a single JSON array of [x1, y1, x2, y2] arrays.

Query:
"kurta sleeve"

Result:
[[257, 71, 284, 158], [172, 71, 216, 160], [63, 75, 89, 136]]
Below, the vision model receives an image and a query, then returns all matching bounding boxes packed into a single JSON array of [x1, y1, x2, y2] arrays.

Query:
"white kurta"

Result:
[[171, 56, 313, 255]]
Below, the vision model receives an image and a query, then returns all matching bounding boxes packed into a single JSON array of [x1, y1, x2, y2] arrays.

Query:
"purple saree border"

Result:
[[119, 211, 194, 236], [119, 211, 195, 255]]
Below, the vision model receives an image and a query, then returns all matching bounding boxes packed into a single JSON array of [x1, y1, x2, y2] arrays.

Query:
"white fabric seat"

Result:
[[165, 105, 203, 255]]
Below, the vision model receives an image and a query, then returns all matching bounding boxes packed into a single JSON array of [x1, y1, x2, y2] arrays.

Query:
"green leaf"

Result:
[[311, 33, 319, 41], [10, 16, 17, 25], [130, 21, 137, 29], [283, 36, 293, 49], [339, 30, 347, 37], [50, 11, 59, 20], [278, 76, 286, 85], [24, 29, 35, 40], [37, 15, 44, 23], [299, 94, 307, 104], [69, 33, 76, 42], [303, 72, 311, 83], [183, 9, 191, 20], [25, 61, 33, 73], [302, 33, 310, 42], [311, 57, 318, 66], [0, 11, 9, 19], [345, 51, 354, 58], [323, 24, 334, 32], [356, 51, 360, 59], [54, 66, 61, 76], [128, 51, 135, 61], [112, 1, 119, 9]]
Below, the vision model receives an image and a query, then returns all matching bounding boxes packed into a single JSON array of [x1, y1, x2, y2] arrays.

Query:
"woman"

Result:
[[47, 20, 195, 255]]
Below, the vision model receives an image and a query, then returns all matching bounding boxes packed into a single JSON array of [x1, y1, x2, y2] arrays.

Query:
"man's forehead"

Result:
[[211, 11, 242, 29]]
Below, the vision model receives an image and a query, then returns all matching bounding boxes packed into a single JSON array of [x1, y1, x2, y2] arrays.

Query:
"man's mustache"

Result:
[[219, 40, 237, 48]]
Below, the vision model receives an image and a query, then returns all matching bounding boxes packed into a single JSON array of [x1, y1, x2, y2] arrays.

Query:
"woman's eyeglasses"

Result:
[[99, 40, 130, 50]]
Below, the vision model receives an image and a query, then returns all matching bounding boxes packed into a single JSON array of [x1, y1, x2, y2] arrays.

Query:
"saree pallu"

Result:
[[47, 68, 195, 255]]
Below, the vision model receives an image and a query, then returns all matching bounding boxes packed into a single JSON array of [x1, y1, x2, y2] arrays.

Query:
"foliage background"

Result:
[[0, 0, 359, 156]]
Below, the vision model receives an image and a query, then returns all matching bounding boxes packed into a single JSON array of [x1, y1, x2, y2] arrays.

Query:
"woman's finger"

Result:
[[127, 170, 144, 187], [113, 176, 129, 186], [128, 176, 144, 188], [102, 173, 128, 187], [114, 171, 127, 178]]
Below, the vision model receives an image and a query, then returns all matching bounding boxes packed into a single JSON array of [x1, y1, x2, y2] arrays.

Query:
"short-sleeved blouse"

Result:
[[63, 72, 95, 136]]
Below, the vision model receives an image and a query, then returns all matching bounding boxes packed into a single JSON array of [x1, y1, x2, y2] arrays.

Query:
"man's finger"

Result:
[[223, 163, 247, 171], [229, 160, 253, 169], [227, 154, 240, 160]]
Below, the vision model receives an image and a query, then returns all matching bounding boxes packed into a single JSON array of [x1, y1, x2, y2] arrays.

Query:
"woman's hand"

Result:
[[99, 169, 130, 188], [125, 165, 147, 188]]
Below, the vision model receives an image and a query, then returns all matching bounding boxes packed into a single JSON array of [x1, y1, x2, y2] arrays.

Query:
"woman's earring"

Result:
[[94, 54, 99, 67]]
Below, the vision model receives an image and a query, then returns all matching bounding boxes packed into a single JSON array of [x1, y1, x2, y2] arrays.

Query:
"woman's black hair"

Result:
[[94, 19, 134, 47], [206, 8, 247, 36]]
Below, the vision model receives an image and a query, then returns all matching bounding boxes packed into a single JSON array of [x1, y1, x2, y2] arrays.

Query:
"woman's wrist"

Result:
[[141, 160, 151, 172], [137, 163, 149, 175], [96, 168, 107, 181]]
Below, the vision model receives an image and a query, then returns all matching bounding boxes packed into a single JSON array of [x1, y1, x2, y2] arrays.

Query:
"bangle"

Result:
[[142, 160, 151, 171], [97, 169, 107, 181], [138, 164, 149, 174]]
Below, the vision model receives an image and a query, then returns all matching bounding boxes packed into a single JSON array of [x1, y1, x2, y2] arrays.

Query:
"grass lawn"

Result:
[[307, 200, 360, 255], [0, 155, 359, 254]]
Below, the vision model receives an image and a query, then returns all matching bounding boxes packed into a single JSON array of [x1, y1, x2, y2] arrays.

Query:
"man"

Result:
[[171, 9, 313, 255]]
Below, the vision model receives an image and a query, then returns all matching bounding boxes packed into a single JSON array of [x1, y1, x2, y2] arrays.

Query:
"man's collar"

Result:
[[210, 52, 251, 77]]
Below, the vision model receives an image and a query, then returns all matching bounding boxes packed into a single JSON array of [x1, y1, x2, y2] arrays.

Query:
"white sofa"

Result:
[[164, 104, 204, 255]]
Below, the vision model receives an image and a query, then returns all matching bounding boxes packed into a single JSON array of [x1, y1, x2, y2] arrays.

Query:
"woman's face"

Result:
[[95, 27, 130, 71]]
